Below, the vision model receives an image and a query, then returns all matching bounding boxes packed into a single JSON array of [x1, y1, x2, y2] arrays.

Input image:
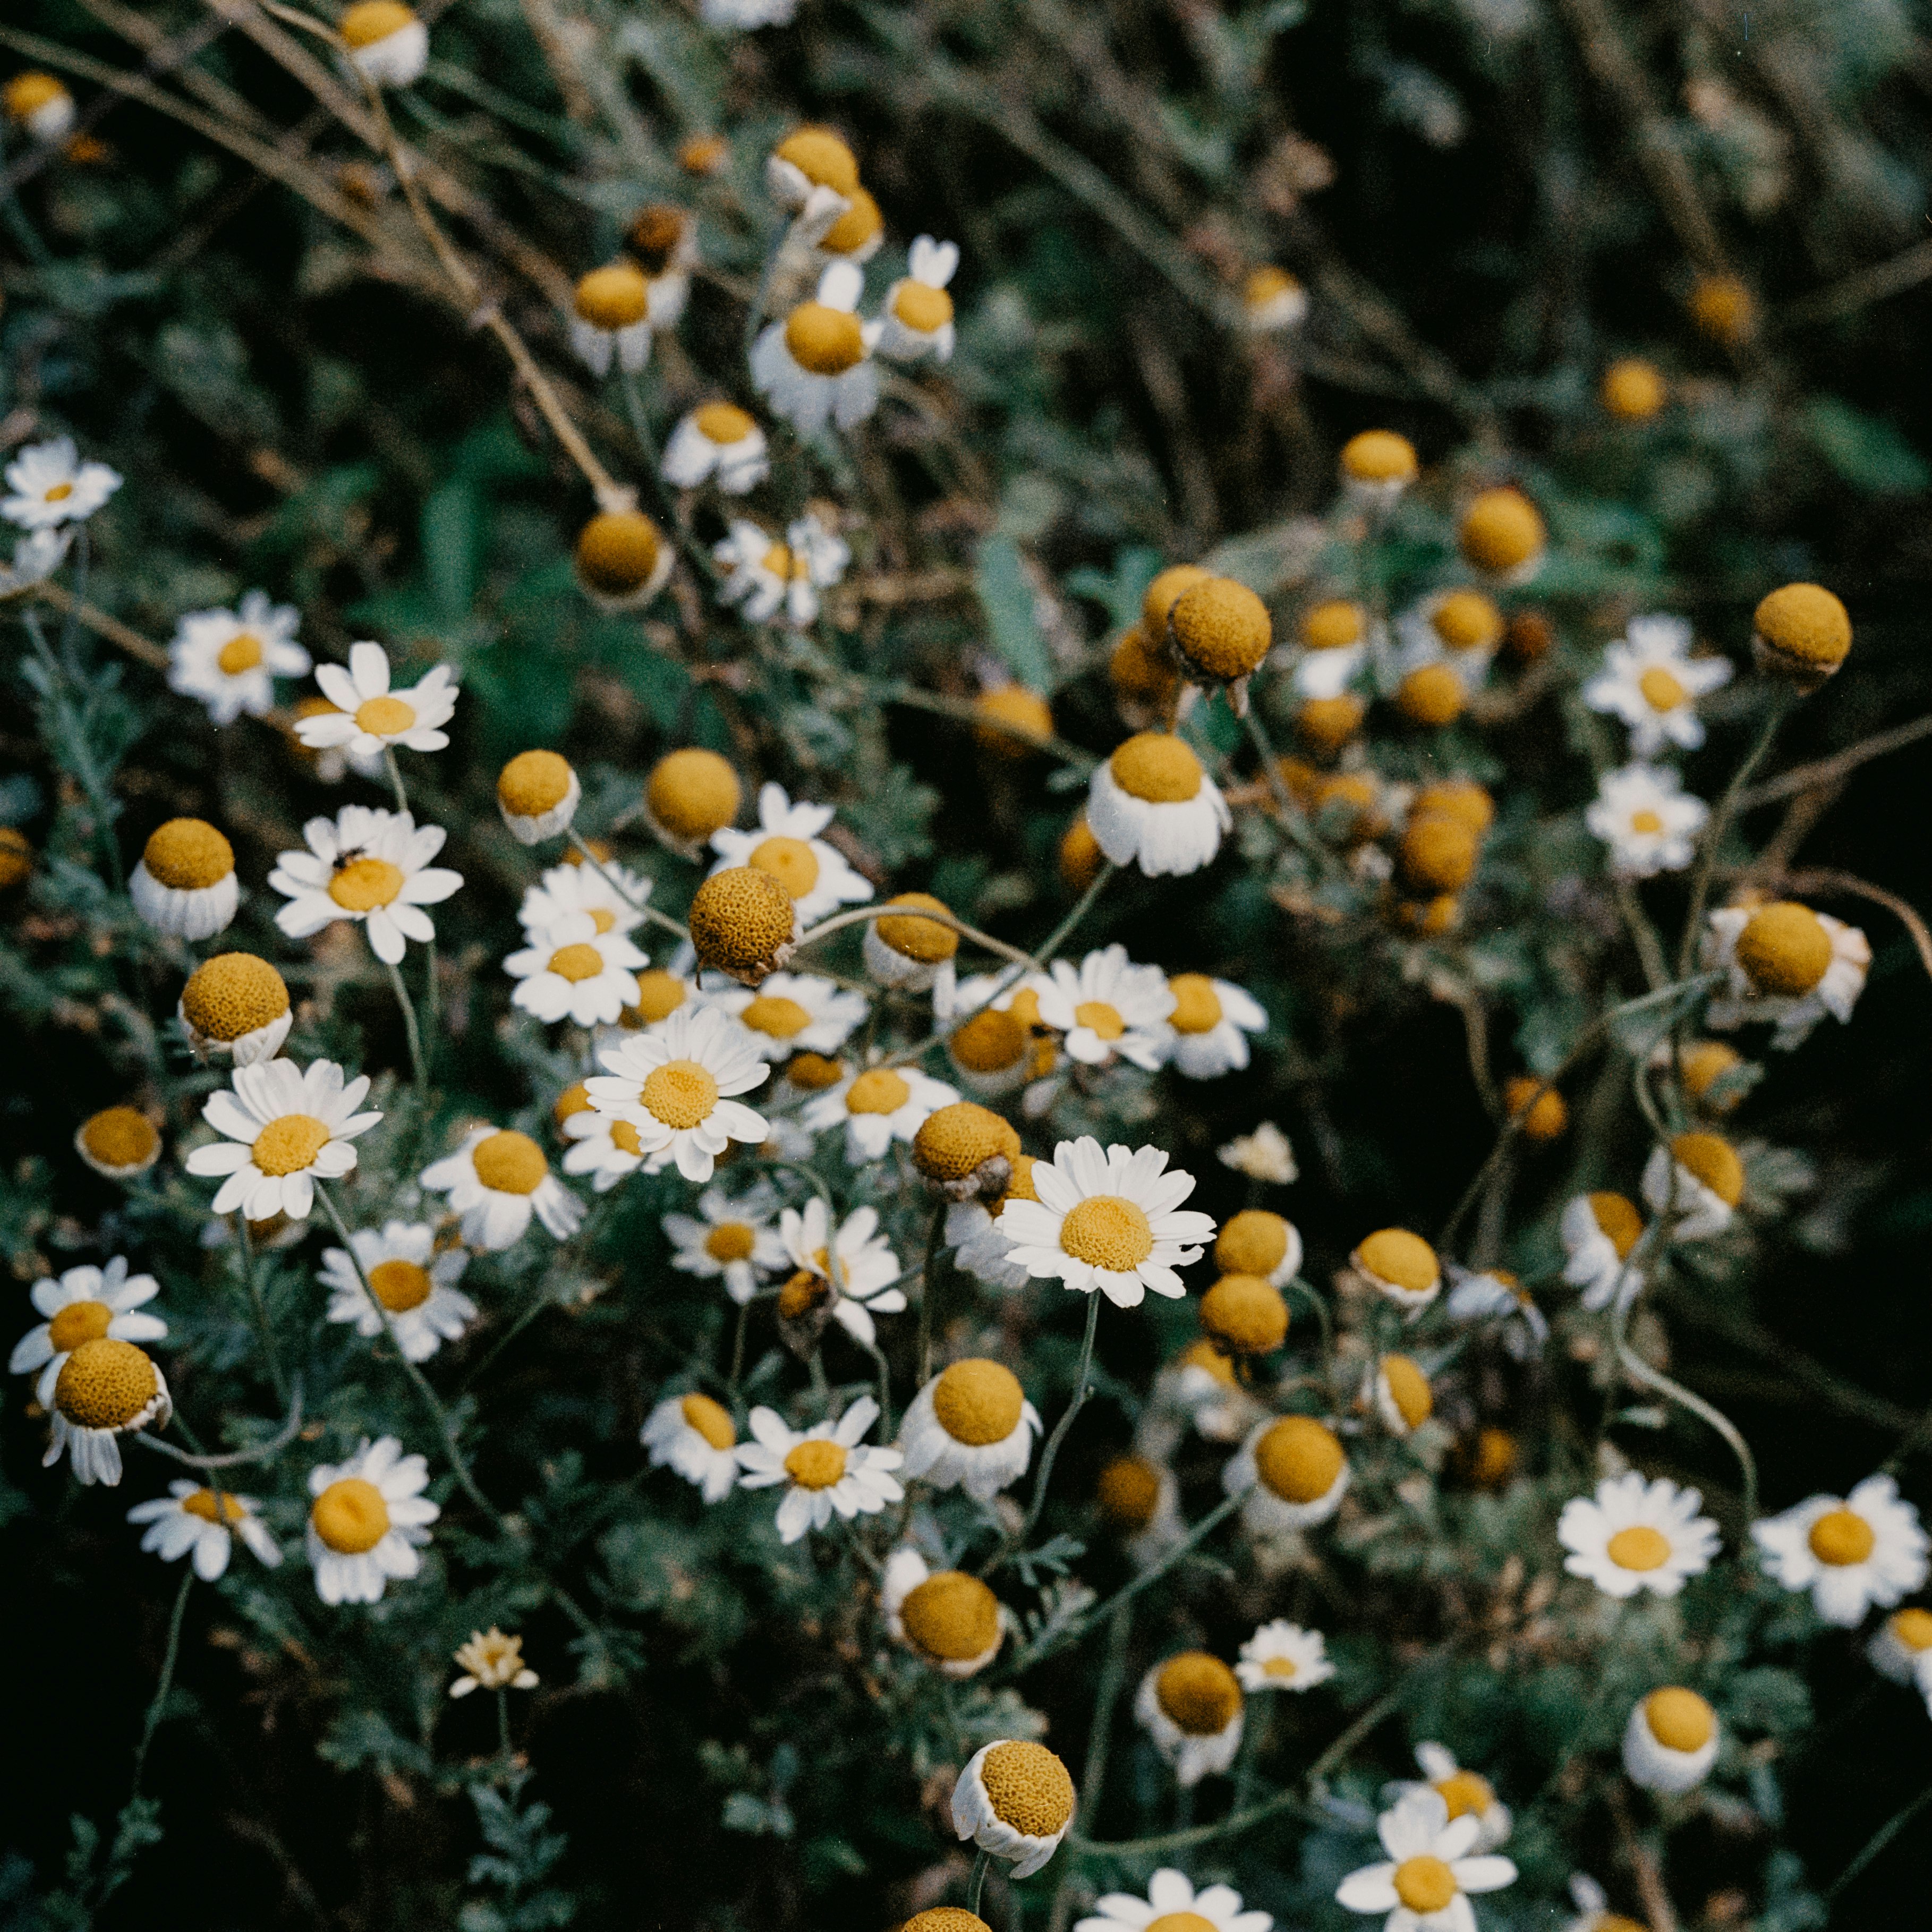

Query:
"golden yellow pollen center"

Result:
[[341, 1, 415, 47], [81, 1107, 160, 1170], [1396, 662, 1467, 726], [1357, 1228, 1439, 1294], [786, 1051, 844, 1091], [218, 633, 264, 675], [631, 970, 687, 1023], [1589, 1191, 1644, 1257], [694, 402, 755, 444], [1736, 903, 1833, 996], [1808, 1507, 1876, 1566], [182, 953, 290, 1041], [610, 1121, 645, 1156], [1177, 1338, 1238, 1386], [705, 1223, 757, 1264], [1434, 1771, 1494, 1820], [546, 942, 606, 984], [1218, 1211, 1289, 1276], [951, 1008, 1027, 1073], [1201, 1274, 1288, 1355], [1671, 1131, 1744, 1206], [1891, 1608, 1932, 1650], [876, 893, 959, 962], [1070, 1002, 1125, 1045], [142, 818, 234, 890], [1342, 430, 1417, 483], [978, 1741, 1075, 1837], [680, 1392, 736, 1450], [472, 1129, 547, 1194], [641, 1060, 719, 1130], [586, 908, 616, 934], [1155, 1653, 1242, 1733], [1432, 590, 1502, 651], [1460, 487, 1545, 573], [355, 694, 416, 735], [784, 303, 866, 375], [1645, 1688, 1714, 1752], [893, 281, 954, 331], [1110, 733, 1203, 804], [182, 1489, 246, 1526], [741, 994, 811, 1040], [745, 839, 819, 906], [759, 543, 794, 581], [368, 1258, 433, 1313], [48, 1300, 113, 1353], [1606, 1526, 1673, 1571], [45, 481, 74, 500], [1401, 815, 1478, 893], [1058, 1195, 1154, 1271], [1393, 1857, 1458, 1915], [1167, 975, 1223, 1034], [846, 1068, 911, 1115], [498, 750, 574, 816], [1097, 1455, 1161, 1527], [932, 1359, 1026, 1445], [901, 1572, 1000, 1661], [1630, 810, 1665, 835], [1301, 600, 1363, 650], [774, 126, 858, 194], [1754, 583, 1851, 668], [1169, 577, 1272, 679], [312, 1476, 390, 1554], [576, 513, 662, 599], [1380, 1354, 1433, 1427], [574, 263, 650, 330], [1255, 1415, 1346, 1503], [328, 855, 404, 912], [784, 1437, 847, 1489], [252, 1113, 330, 1176], [820, 187, 881, 253], [913, 1103, 1018, 1181], [1145, 1914, 1218, 1932], [1638, 666, 1687, 711], [54, 1338, 158, 1429]]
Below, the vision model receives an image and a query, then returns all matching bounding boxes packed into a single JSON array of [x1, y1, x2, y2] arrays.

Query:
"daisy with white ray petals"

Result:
[[662, 402, 770, 495], [709, 971, 869, 1061], [1751, 1474, 1929, 1626], [1165, 972, 1267, 1078], [420, 1127, 585, 1250], [643, 1390, 741, 1502], [898, 1357, 1041, 1501], [268, 804, 463, 964], [1583, 614, 1732, 757], [1088, 731, 1231, 878], [128, 1482, 282, 1580], [2, 437, 122, 530], [801, 1061, 959, 1164], [1032, 946, 1177, 1071], [1236, 1620, 1336, 1693], [450, 1629, 538, 1697], [1703, 900, 1869, 1048], [1558, 1471, 1720, 1599], [1076, 1867, 1273, 1932], [11, 1257, 166, 1407], [994, 1136, 1215, 1309], [1335, 1788, 1518, 1932], [714, 513, 850, 628], [185, 1058, 381, 1221], [709, 782, 874, 925], [1560, 1191, 1645, 1311], [45, 1337, 172, 1485], [517, 857, 651, 939], [504, 910, 649, 1027], [751, 260, 882, 436], [305, 1436, 440, 1606], [295, 641, 458, 769], [168, 590, 312, 726], [0, 527, 73, 596], [876, 236, 960, 362], [663, 1182, 789, 1304], [586, 1003, 770, 1181], [1388, 1744, 1512, 1854], [734, 1395, 903, 1543], [319, 1221, 474, 1363], [777, 1197, 905, 1346], [1586, 763, 1709, 878]]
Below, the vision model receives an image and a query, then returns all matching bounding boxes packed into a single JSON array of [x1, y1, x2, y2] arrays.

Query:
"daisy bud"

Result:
[[1142, 563, 1211, 634], [1622, 1688, 1718, 1793], [1688, 273, 1755, 345], [643, 747, 742, 858], [912, 1101, 1019, 1200], [974, 686, 1054, 758], [688, 866, 801, 985], [1505, 609, 1554, 662], [573, 508, 672, 611], [129, 817, 239, 941], [1601, 357, 1666, 421], [1458, 486, 1545, 582], [1096, 1454, 1162, 1528], [1339, 429, 1418, 505], [1167, 576, 1273, 714], [1226, 1414, 1349, 1531], [1351, 1228, 1441, 1315], [951, 1740, 1076, 1879], [1466, 1426, 1518, 1490], [1750, 582, 1851, 691], [1372, 1353, 1433, 1435], [1088, 732, 1230, 879], [1108, 623, 1180, 715], [864, 892, 960, 990], [339, 1, 429, 88], [1398, 814, 1478, 896], [178, 951, 293, 1065], [905, 1914, 989, 1932], [1503, 1075, 1567, 1142], [75, 1106, 161, 1180], [1058, 815, 1104, 893], [497, 750, 580, 845], [1199, 1273, 1288, 1357], [1393, 662, 1466, 727]]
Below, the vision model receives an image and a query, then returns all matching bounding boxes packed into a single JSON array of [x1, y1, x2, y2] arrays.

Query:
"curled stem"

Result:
[[137, 1380, 305, 1470]]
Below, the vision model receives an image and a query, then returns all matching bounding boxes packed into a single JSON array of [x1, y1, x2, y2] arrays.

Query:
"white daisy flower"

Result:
[[1032, 946, 1177, 1072], [1164, 973, 1266, 1078], [765, 125, 859, 212], [420, 1126, 584, 1250], [3, 73, 76, 146], [1368, 1353, 1434, 1436], [947, 1154, 1042, 1291], [708, 972, 866, 1064], [1703, 901, 1869, 1048], [1582, 616, 1732, 757], [1393, 589, 1504, 688], [1557, 1471, 1719, 1601], [1236, 1620, 1335, 1694], [559, 1108, 654, 1193], [1099, 1454, 1188, 1568], [1621, 1689, 1718, 1794], [1087, 733, 1231, 879], [1136, 1652, 1245, 1786], [295, 642, 458, 770], [881, 1546, 1006, 1677], [714, 513, 851, 629], [1224, 1414, 1350, 1533], [585, 1004, 770, 1182], [704, 0, 799, 27], [642, 1390, 741, 1502], [569, 261, 652, 376], [1641, 1131, 1743, 1240], [709, 782, 874, 926], [1218, 1121, 1297, 1184], [11, 1258, 165, 1408], [1241, 264, 1308, 333], [1, 437, 122, 531], [750, 261, 881, 436], [801, 1062, 959, 1165], [938, 972, 1050, 1097], [167, 590, 311, 726], [305, 1435, 439, 1605], [735, 1395, 903, 1542], [44, 1339, 172, 1486], [184, 1058, 381, 1221], [663, 1182, 788, 1304], [1868, 1607, 1932, 1704], [339, 1, 428, 85], [319, 1220, 474, 1362], [449, 1628, 538, 1697], [662, 402, 770, 494], [1560, 1192, 1646, 1312], [994, 1136, 1213, 1309], [1751, 1475, 1929, 1626], [1442, 1267, 1547, 1358], [1079, 1870, 1271, 1932], [505, 910, 649, 1027], [128, 818, 239, 941], [127, 1482, 282, 1580], [267, 804, 463, 965], [1145, 1339, 1264, 1452], [876, 236, 960, 362], [951, 1740, 1076, 1879], [0, 526, 73, 595], [776, 1197, 904, 1347], [1389, 1746, 1512, 1853], [1340, 430, 1419, 507], [1335, 1788, 1518, 1930], [517, 857, 651, 941], [1586, 763, 1709, 879], [898, 1358, 1041, 1502]]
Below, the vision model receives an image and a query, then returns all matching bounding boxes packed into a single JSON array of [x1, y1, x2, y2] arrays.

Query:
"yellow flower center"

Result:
[[1254, 1415, 1346, 1503], [820, 186, 882, 254], [312, 1476, 390, 1554], [1301, 600, 1363, 650], [1890, 1607, 1932, 1651], [1431, 590, 1502, 651], [1754, 582, 1851, 668], [355, 694, 416, 735], [846, 1068, 910, 1115], [695, 1225, 751, 1267], [54, 1338, 158, 1429], [341, 1, 415, 48], [1671, 1131, 1744, 1207], [1380, 1354, 1433, 1428], [978, 1740, 1075, 1836], [48, 1299, 114, 1354], [1735, 902, 1833, 996], [252, 1114, 330, 1176], [368, 1258, 433, 1313], [328, 855, 405, 912], [181, 952, 290, 1041], [1808, 1507, 1876, 1566], [773, 125, 858, 195], [893, 281, 954, 332], [1395, 662, 1467, 726], [679, 1392, 736, 1450], [876, 893, 958, 963], [759, 542, 795, 582], [1357, 1228, 1439, 1293], [1145, 1915, 1217, 1932], [1435, 1769, 1494, 1819], [950, 1007, 1027, 1073], [932, 1358, 1026, 1445], [1058, 1195, 1154, 1271], [472, 1129, 547, 1194], [1155, 1652, 1242, 1733], [1201, 1274, 1288, 1355], [574, 262, 651, 331], [610, 1121, 645, 1156], [900, 1571, 1000, 1661], [912, 1102, 1018, 1181], [1645, 1687, 1714, 1752], [784, 1437, 847, 1489], [1392, 1857, 1458, 1915], [1168, 577, 1272, 680], [694, 402, 756, 444], [1216, 1211, 1288, 1276], [1110, 733, 1203, 804], [80, 1108, 159, 1170], [1630, 810, 1665, 835], [741, 994, 811, 1040], [576, 512, 663, 599], [546, 942, 606, 984], [1400, 814, 1478, 894], [641, 1060, 720, 1130], [1602, 357, 1666, 419], [784, 303, 866, 376], [498, 750, 574, 818], [690, 867, 799, 979], [1341, 429, 1417, 483], [1588, 1191, 1644, 1258], [142, 818, 234, 890], [1097, 1454, 1161, 1527], [747, 836, 821, 900], [630, 970, 689, 1023], [786, 1051, 845, 1091], [182, 1488, 247, 1526], [1606, 1525, 1672, 1571], [1639, 666, 1687, 712], [1459, 487, 1545, 573], [218, 633, 264, 675], [1167, 975, 1223, 1034], [1072, 1001, 1126, 1043]]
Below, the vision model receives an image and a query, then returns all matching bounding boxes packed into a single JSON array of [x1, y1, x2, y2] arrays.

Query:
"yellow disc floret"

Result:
[[1734, 901, 1833, 995], [1110, 733, 1203, 804], [312, 1475, 391, 1553], [1504, 1075, 1568, 1142], [1392, 1857, 1457, 1915], [1301, 600, 1364, 650], [1142, 564, 1212, 633], [1671, 1131, 1744, 1207], [1058, 1195, 1154, 1271], [893, 280, 954, 333], [1357, 1228, 1439, 1292], [977, 1741, 1075, 1836], [1340, 430, 1417, 486], [368, 1258, 433, 1312], [820, 186, 882, 255], [773, 126, 858, 196], [181, 953, 290, 1042], [1589, 1192, 1644, 1258], [1168, 577, 1273, 682], [575, 512, 664, 601], [680, 1392, 736, 1451], [1431, 590, 1503, 652], [1380, 1354, 1433, 1428], [1753, 583, 1851, 681], [54, 1338, 158, 1429], [1200, 1273, 1288, 1355], [574, 262, 650, 331], [1394, 662, 1466, 726], [341, 2, 416, 48], [641, 1061, 720, 1130], [1459, 487, 1545, 574], [1601, 358, 1666, 420], [913, 1103, 1019, 1184], [975, 687, 1053, 756], [48, 1300, 112, 1353], [79, 1107, 159, 1171], [1216, 1210, 1290, 1278], [875, 892, 960, 963], [785, 303, 866, 375], [1154, 1652, 1242, 1734], [1254, 1415, 1345, 1502], [252, 1114, 330, 1176], [645, 748, 741, 844], [784, 1437, 847, 1489], [951, 1007, 1029, 1074], [1689, 274, 1754, 344], [498, 750, 575, 819], [142, 818, 234, 890], [1607, 1526, 1672, 1571], [1168, 975, 1223, 1035], [1400, 814, 1478, 895], [932, 1358, 1026, 1445], [1645, 1687, 1714, 1752], [1808, 1507, 1876, 1566], [1097, 1454, 1161, 1528], [473, 1129, 548, 1195], [901, 1572, 1001, 1660], [689, 867, 797, 982]]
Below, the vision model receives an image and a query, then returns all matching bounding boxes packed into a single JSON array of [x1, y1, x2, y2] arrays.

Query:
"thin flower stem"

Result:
[[382, 745, 409, 814], [1825, 1776, 1932, 1900], [384, 958, 431, 1103], [131, 1565, 194, 1798], [135, 1380, 304, 1470], [982, 1291, 1101, 1579], [795, 901, 1035, 967], [916, 1203, 946, 1389], [1675, 693, 1793, 979], [1283, 1275, 1333, 1372], [233, 1212, 288, 1403], [1241, 707, 1348, 883], [565, 827, 691, 944], [728, 1299, 753, 1413], [496, 1687, 513, 1767], [967, 1847, 991, 1917]]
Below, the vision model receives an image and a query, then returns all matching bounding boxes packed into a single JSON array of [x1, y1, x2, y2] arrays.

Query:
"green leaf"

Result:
[[1803, 396, 1930, 495], [974, 534, 1054, 692]]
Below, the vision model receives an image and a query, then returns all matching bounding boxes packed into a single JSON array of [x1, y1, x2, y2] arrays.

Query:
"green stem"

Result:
[[983, 1291, 1100, 1577], [1283, 1275, 1333, 1372], [233, 1212, 288, 1403], [131, 1567, 194, 1797], [967, 1848, 991, 1916], [916, 1203, 946, 1389], [1675, 693, 1792, 979], [496, 1686, 513, 1768], [566, 827, 691, 945], [1825, 1776, 1932, 1901], [728, 1298, 752, 1413], [382, 745, 409, 814], [384, 957, 430, 1104]]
